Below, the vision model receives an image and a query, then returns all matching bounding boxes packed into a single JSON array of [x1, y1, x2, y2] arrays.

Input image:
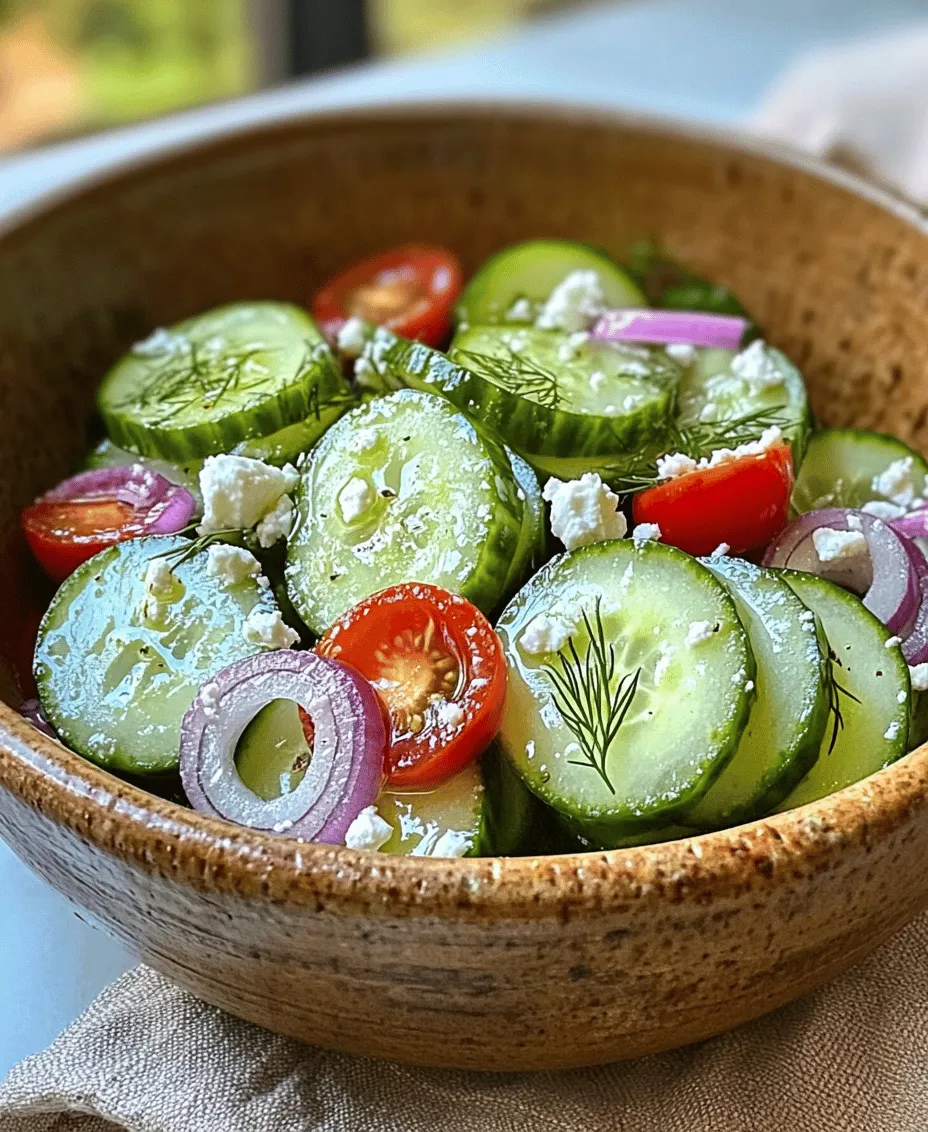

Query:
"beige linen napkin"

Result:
[[3, 910, 928, 1132]]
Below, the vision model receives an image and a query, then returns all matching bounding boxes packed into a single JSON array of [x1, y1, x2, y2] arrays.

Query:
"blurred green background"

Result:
[[0, 0, 576, 153]]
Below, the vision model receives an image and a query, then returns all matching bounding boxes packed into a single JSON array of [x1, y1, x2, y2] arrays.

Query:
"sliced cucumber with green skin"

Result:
[[286, 390, 523, 634], [450, 326, 679, 459], [677, 345, 811, 465], [235, 698, 310, 800], [376, 760, 484, 856], [686, 558, 830, 828], [499, 448, 546, 605], [476, 741, 537, 855], [791, 428, 928, 514], [624, 242, 751, 318], [98, 302, 344, 462], [455, 239, 644, 327], [566, 819, 698, 850], [85, 438, 203, 510], [34, 535, 278, 775], [775, 570, 910, 811], [234, 393, 355, 467], [496, 540, 755, 832]]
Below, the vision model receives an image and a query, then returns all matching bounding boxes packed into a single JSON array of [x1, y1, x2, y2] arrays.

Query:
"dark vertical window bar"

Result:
[[288, 0, 370, 76]]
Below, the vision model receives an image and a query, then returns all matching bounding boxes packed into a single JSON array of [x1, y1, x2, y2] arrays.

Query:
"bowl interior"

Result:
[[1, 103, 927, 833]]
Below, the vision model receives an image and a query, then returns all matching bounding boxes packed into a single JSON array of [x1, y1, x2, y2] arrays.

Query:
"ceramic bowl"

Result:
[[1, 105, 928, 1072]]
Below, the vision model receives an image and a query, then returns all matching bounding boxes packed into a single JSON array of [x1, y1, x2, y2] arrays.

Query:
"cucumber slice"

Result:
[[450, 326, 679, 459], [500, 448, 546, 604], [677, 345, 811, 465], [791, 428, 928, 514], [624, 241, 751, 317], [566, 819, 698, 850], [476, 741, 537, 855], [34, 535, 278, 775], [285, 390, 523, 634], [376, 761, 484, 856], [456, 239, 643, 327], [686, 558, 830, 827], [496, 540, 755, 832], [776, 570, 910, 811], [234, 698, 310, 800], [98, 302, 345, 461], [234, 395, 355, 467], [85, 438, 203, 510]]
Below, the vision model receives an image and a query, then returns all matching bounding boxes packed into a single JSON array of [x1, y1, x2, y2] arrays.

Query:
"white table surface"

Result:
[[2, 0, 927, 1082]]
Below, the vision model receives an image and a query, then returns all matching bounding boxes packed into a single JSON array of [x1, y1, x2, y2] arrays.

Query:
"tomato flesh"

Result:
[[317, 583, 505, 789], [633, 441, 794, 557], [22, 497, 149, 582], [311, 245, 462, 349]]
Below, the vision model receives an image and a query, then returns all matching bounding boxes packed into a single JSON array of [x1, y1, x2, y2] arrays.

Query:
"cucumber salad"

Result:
[[16, 239, 928, 856]]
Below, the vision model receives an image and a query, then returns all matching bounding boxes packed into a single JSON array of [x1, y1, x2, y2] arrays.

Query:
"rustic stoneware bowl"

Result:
[[1, 105, 928, 1072]]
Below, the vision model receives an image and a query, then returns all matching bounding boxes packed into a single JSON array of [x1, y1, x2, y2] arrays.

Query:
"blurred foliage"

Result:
[[371, 0, 586, 53]]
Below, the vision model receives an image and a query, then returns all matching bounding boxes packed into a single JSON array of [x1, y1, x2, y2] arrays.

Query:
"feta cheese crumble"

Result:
[[506, 296, 533, 321], [730, 340, 784, 392], [520, 611, 576, 656], [255, 494, 295, 548], [710, 542, 730, 558], [200, 681, 221, 717], [656, 451, 698, 480], [665, 342, 696, 364], [812, 527, 868, 563], [542, 473, 627, 550], [632, 522, 662, 545], [535, 270, 605, 333], [338, 476, 376, 524], [140, 557, 180, 621], [588, 370, 607, 392], [336, 316, 369, 355], [206, 544, 263, 586], [431, 829, 474, 858], [344, 806, 392, 851], [884, 720, 902, 741], [198, 455, 299, 537], [242, 609, 300, 650], [872, 457, 917, 508], [885, 636, 903, 650], [862, 500, 906, 521], [433, 699, 465, 730], [685, 620, 716, 646], [909, 662, 928, 692], [655, 427, 782, 482]]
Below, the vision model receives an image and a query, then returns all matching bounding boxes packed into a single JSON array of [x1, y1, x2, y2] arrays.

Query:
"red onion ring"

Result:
[[179, 650, 386, 842], [900, 539, 928, 665], [891, 508, 928, 540], [763, 507, 920, 636], [19, 697, 56, 739], [591, 309, 748, 350], [39, 465, 196, 536]]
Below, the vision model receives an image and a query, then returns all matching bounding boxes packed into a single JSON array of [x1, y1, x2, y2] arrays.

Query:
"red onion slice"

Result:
[[20, 697, 56, 739], [591, 309, 748, 350], [763, 507, 920, 636], [891, 508, 928, 540], [40, 465, 196, 536], [901, 540, 928, 665], [179, 651, 386, 843]]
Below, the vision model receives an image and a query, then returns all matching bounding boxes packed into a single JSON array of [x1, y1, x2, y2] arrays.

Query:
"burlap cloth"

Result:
[[4, 18, 928, 1132]]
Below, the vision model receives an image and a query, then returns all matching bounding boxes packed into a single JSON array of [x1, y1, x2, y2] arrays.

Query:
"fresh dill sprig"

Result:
[[608, 406, 791, 495], [454, 347, 562, 410], [825, 649, 861, 755], [148, 528, 246, 572], [540, 598, 640, 794]]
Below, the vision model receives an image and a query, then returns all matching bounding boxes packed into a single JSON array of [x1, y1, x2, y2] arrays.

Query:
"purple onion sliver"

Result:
[[179, 650, 385, 843], [891, 509, 928, 541], [901, 539, 928, 665], [37, 465, 196, 537], [591, 309, 749, 350], [19, 698, 56, 739]]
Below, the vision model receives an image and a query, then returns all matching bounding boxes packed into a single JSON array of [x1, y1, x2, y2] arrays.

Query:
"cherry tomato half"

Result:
[[311, 245, 463, 348], [317, 582, 506, 789], [633, 440, 794, 557]]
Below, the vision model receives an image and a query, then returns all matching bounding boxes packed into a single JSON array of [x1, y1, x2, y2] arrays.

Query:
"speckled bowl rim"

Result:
[[2, 101, 928, 924]]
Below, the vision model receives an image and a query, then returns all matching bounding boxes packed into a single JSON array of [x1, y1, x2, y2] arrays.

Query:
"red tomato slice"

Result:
[[311, 245, 463, 348], [317, 583, 506, 789], [633, 440, 794, 557]]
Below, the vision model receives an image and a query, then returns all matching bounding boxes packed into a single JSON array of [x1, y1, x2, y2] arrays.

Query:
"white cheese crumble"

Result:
[[632, 522, 662, 545], [872, 457, 916, 508], [685, 620, 716, 646], [242, 609, 300, 650], [198, 455, 299, 537], [132, 327, 188, 357], [255, 494, 295, 548], [885, 636, 903, 650], [710, 542, 730, 558], [206, 544, 263, 586], [861, 500, 906, 521], [431, 829, 474, 858], [432, 699, 465, 730], [730, 340, 783, 392], [535, 270, 605, 333], [336, 316, 369, 354], [884, 720, 902, 741], [542, 473, 627, 550], [655, 427, 782, 481], [588, 370, 607, 392], [200, 681, 221, 717], [909, 662, 928, 692], [665, 342, 696, 363], [812, 527, 868, 563], [506, 296, 533, 321], [655, 451, 697, 480], [140, 558, 179, 621], [520, 611, 576, 656], [338, 476, 376, 523], [344, 806, 393, 851]]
